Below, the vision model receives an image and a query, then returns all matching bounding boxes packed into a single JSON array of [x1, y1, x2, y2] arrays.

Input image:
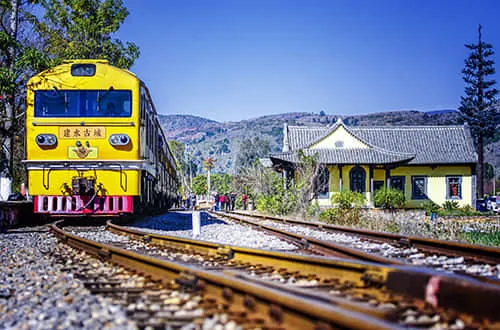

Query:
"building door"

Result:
[[350, 166, 366, 193]]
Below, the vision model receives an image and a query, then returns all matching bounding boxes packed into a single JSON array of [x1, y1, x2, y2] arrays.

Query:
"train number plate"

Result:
[[58, 127, 106, 139]]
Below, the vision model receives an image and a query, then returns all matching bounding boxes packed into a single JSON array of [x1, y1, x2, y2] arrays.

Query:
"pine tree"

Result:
[[459, 25, 499, 198]]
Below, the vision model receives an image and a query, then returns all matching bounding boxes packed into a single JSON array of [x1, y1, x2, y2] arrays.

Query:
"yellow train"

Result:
[[24, 59, 179, 217]]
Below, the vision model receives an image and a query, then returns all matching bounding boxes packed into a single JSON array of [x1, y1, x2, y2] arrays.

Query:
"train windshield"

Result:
[[34, 89, 132, 117]]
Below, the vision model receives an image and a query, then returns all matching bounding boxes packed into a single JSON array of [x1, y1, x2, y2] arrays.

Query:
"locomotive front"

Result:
[[24, 60, 142, 216]]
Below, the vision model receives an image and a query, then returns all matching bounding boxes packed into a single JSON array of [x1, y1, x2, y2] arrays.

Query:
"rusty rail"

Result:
[[107, 219, 500, 323], [228, 211, 500, 265], [50, 220, 403, 330]]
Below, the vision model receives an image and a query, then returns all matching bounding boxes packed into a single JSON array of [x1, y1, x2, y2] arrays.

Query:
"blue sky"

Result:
[[118, 0, 500, 122]]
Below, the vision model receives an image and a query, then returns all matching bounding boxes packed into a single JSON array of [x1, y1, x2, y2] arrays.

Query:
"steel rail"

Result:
[[49, 221, 402, 330], [107, 220, 500, 323], [229, 211, 500, 265], [212, 211, 402, 265]]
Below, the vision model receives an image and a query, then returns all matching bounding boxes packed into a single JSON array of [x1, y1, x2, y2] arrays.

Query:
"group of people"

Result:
[[173, 191, 249, 211], [212, 192, 248, 211], [175, 193, 197, 210]]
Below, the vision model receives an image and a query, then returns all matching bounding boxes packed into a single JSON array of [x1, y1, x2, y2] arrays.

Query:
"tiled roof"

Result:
[[273, 122, 477, 165], [287, 126, 324, 151], [271, 148, 415, 165]]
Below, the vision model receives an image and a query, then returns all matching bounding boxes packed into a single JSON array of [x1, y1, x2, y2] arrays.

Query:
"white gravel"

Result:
[[125, 211, 298, 251], [259, 220, 500, 278], [0, 229, 136, 330]]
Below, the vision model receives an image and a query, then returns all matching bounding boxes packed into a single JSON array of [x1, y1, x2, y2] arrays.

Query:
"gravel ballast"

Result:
[[0, 229, 136, 330], [126, 211, 298, 251]]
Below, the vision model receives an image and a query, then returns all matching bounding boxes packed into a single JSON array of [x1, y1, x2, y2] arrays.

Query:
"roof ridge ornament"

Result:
[[336, 117, 343, 125]]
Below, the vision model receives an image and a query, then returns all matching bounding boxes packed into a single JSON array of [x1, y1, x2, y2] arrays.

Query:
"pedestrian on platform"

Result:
[[220, 194, 225, 211], [230, 193, 236, 211], [225, 193, 230, 211], [190, 193, 196, 210], [214, 192, 219, 211], [242, 193, 247, 210]]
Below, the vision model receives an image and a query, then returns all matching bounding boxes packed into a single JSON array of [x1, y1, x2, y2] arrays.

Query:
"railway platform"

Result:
[[0, 200, 43, 232]]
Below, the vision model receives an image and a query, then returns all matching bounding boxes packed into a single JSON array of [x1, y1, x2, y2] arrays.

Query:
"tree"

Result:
[[191, 173, 233, 196], [32, 0, 139, 69], [234, 136, 271, 173], [210, 173, 232, 195], [485, 162, 495, 181], [203, 156, 215, 194], [168, 140, 185, 171], [0, 0, 51, 196], [191, 174, 207, 196], [459, 25, 499, 197]]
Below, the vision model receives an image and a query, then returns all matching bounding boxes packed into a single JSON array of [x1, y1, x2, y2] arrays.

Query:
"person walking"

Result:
[[190, 193, 196, 210], [220, 194, 225, 211], [230, 193, 236, 211], [225, 193, 231, 211], [242, 193, 247, 210], [214, 192, 219, 211]]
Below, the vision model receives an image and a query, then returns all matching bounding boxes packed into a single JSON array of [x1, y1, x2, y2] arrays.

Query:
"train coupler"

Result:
[[71, 176, 97, 196]]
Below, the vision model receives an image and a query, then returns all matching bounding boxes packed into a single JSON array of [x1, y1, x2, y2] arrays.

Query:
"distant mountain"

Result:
[[159, 110, 465, 174], [425, 109, 458, 115]]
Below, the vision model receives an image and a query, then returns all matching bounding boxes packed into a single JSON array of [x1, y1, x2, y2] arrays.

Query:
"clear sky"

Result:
[[118, 0, 500, 122]]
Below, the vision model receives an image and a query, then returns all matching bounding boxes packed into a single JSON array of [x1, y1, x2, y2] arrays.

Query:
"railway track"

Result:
[[50, 220, 405, 330], [59, 218, 500, 328], [217, 210, 500, 281]]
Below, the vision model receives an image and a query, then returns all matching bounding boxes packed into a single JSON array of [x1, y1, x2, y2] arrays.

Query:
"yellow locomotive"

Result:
[[24, 59, 179, 216]]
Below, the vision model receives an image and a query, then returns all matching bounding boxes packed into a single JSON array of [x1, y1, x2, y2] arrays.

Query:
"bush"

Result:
[[373, 188, 405, 209], [437, 204, 485, 216], [319, 207, 343, 223], [442, 200, 459, 212], [422, 200, 440, 216], [331, 189, 365, 209], [255, 177, 299, 215], [305, 201, 320, 217], [319, 190, 365, 224]]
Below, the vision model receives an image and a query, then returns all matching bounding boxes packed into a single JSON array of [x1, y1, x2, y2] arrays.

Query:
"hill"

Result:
[[159, 110, 465, 174]]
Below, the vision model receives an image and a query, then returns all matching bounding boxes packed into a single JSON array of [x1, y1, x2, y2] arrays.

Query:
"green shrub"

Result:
[[373, 188, 405, 209], [442, 200, 460, 212], [319, 190, 365, 224], [255, 176, 299, 215], [422, 200, 440, 215], [305, 201, 320, 217], [331, 189, 365, 209], [435, 204, 485, 216], [318, 207, 342, 223], [460, 230, 500, 246]]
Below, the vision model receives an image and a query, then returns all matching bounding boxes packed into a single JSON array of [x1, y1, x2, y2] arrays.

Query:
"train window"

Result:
[[34, 90, 132, 117], [71, 64, 96, 76]]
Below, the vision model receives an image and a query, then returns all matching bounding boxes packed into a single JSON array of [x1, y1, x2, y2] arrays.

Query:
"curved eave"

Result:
[[270, 148, 415, 166]]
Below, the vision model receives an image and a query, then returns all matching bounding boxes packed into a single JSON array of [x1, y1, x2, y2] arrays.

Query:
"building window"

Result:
[[334, 140, 344, 148], [411, 176, 427, 199], [446, 176, 462, 199], [350, 166, 366, 193], [314, 166, 330, 198], [374, 180, 384, 192], [390, 176, 405, 194], [411, 176, 427, 200]]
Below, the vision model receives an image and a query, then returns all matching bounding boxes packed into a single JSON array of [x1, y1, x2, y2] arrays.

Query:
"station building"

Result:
[[269, 119, 478, 208]]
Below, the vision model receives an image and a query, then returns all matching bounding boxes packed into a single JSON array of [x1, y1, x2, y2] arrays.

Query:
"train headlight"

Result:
[[36, 134, 57, 146], [109, 134, 130, 146]]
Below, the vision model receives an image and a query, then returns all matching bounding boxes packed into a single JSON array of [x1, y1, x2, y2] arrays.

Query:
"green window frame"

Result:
[[390, 176, 405, 195], [411, 176, 427, 200]]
